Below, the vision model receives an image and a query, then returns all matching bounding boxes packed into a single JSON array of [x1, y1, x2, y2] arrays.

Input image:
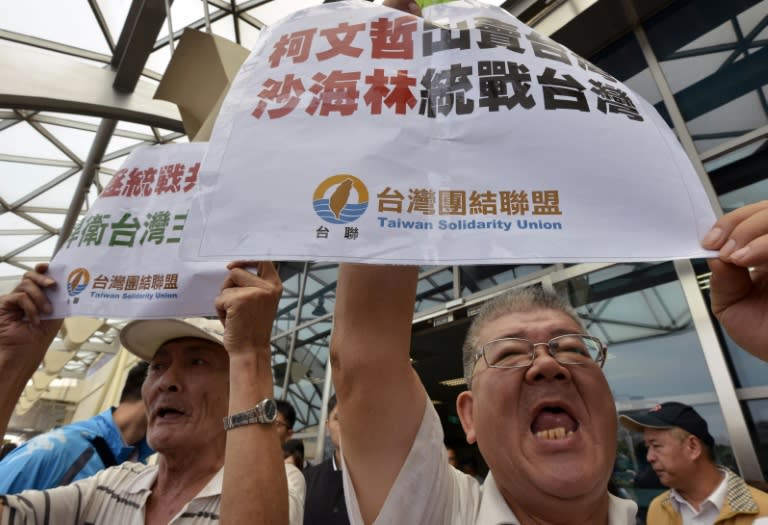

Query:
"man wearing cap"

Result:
[[0, 261, 297, 524], [621, 402, 768, 525]]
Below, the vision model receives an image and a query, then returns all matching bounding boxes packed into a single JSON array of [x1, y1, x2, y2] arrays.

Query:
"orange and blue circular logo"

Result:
[[312, 174, 369, 224], [67, 268, 90, 297]]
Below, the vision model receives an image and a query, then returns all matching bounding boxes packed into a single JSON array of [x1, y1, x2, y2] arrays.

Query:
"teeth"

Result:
[[535, 427, 574, 440]]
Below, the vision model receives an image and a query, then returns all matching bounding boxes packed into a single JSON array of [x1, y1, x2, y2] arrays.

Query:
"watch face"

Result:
[[263, 399, 277, 422]]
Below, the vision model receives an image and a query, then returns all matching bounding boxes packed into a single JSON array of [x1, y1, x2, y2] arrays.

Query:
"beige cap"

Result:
[[119, 318, 225, 361]]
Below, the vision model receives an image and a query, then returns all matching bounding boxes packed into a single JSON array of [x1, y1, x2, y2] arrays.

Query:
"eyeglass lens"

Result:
[[484, 335, 601, 368]]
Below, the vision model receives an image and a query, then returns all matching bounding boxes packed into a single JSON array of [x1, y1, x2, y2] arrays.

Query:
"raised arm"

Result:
[[702, 200, 768, 361], [330, 264, 426, 524], [216, 261, 289, 525], [0, 264, 62, 438]]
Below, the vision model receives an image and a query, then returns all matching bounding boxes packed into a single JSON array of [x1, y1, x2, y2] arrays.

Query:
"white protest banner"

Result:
[[47, 143, 227, 319], [181, 0, 717, 265]]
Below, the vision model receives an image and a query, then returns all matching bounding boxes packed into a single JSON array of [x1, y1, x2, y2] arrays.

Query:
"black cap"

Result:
[[619, 402, 715, 448]]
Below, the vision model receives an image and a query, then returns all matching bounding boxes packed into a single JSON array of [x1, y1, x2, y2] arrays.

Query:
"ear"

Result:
[[287, 428, 294, 439], [456, 391, 477, 444], [686, 435, 703, 461]]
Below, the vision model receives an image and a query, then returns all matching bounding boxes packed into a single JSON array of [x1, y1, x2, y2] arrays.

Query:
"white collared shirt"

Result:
[[342, 399, 637, 525], [670, 470, 728, 525]]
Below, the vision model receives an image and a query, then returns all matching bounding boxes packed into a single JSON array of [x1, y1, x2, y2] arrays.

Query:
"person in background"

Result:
[[621, 402, 768, 525], [284, 439, 306, 471], [276, 399, 297, 444], [303, 394, 349, 525], [0, 360, 153, 493]]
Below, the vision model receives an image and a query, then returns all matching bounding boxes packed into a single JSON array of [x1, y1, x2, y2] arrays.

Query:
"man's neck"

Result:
[[675, 464, 725, 511], [153, 450, 223, 496], [145, 452, 223, 525], [502, 485, 611, 525]]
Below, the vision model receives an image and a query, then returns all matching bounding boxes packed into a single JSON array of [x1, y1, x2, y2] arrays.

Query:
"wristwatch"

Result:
[[223, 398, 278, 430]]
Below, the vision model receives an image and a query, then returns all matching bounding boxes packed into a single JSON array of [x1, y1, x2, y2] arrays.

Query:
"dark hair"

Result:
[[327, 393, 337, 415], [276, 399, 296, 430], [120, 361, 149, 403], [282, 438, 305, 471]]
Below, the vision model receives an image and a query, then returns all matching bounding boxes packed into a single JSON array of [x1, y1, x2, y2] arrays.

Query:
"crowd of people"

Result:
[[2, 1, 768, 524]]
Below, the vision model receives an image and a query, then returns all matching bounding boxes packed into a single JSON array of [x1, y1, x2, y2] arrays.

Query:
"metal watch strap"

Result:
[[223, 399, 275, 430]]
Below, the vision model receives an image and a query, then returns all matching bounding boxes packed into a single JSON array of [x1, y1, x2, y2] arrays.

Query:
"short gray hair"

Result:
[[462, 286, 583, 389]]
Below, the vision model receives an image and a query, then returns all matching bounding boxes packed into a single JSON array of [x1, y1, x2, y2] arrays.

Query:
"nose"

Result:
[[524, 344, 570, 383], [646, 449, 656, 463], [155, 363, 182, 393]]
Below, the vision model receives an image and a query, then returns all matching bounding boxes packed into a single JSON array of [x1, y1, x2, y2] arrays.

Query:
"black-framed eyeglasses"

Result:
[[474, 334, 607, 370]]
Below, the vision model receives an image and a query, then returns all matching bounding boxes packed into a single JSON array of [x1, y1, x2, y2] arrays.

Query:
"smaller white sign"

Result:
[[47, 143, 227, 319]]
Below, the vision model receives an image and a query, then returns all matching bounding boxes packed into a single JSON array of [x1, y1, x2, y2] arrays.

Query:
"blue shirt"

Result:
[[0, 408, 153, 494]]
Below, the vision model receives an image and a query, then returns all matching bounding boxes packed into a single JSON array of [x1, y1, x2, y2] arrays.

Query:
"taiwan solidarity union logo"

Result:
[[313, 175, 369, 224], [67, 268, 90, 297]]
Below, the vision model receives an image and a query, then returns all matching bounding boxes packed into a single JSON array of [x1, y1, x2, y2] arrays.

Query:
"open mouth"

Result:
[[155, 406, 186, 419], [531, 406, 579, 440]]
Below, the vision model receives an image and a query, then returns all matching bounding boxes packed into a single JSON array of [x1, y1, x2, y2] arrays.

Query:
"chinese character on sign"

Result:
[[438, 190, 467, 215], [183, 163, 199, 192], [475, 17, 524, 53], [101, 170, 126, 197], [164, 274, 179, 290], [317, 22, 366, 61], [253, 75, 306, 120], [408, 188, 436, 215], [166, 213, 187, 243], [478, 61, 534, 111], [316, 226, 330, 239], [109, 212, 141, 247], [378, 187, 405, 213], [121, 168, 146, 197], [140, 211, 171, 245], [138, 275, 153, 290], [269, 29, 317, 68], [469, 190, 498, 215], [422, 21, 470, 56], [65, 220, 83, 249], [124, 275, 139, 291], [307, 71, 362, 116], [80, 215, 111, 247], [527, 32, 570, 65], [109, 275, 126, 290], [370, 16, 418, 59], [156, 163, 184, 195], [344, 227, 359, 240], [538, 67, 588, 112], [499, 190, 530, 215], [364, 69, 417, 115], [589, 80, 644, 121], [92, 274, 109, 290], [532, 190, 562, 215], [420, 64, 474, 117], [151, 274, 165, 290]]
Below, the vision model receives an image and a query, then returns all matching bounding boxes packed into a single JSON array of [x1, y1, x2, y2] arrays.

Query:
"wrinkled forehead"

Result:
[[476, 308, 585, 342], [152, 337, 226, 361]]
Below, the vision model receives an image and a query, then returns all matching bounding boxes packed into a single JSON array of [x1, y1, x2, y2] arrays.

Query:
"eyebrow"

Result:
[[490, 328, 583, 340]]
